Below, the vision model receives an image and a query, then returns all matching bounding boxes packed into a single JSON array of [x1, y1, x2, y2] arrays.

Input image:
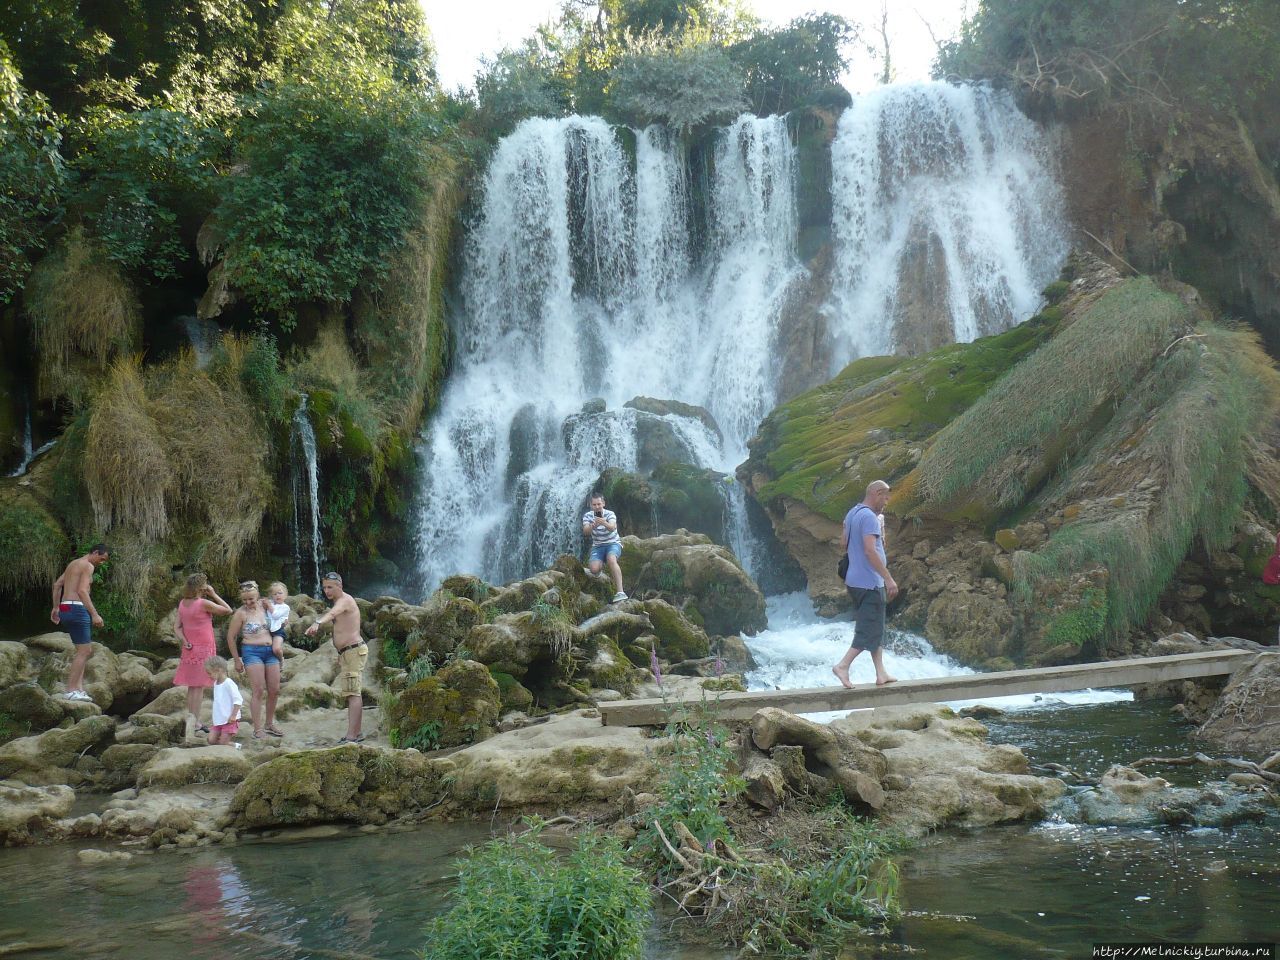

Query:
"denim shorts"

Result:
[[590, 542, 622, 564], [239, 644, 280, 667], [59, 603, 92, 645]]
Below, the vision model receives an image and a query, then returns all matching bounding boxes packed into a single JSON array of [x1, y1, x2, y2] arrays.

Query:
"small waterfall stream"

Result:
[[5, 395, 54, 479], [414, 84, 1067, 590], [291, 396, 324, 596]]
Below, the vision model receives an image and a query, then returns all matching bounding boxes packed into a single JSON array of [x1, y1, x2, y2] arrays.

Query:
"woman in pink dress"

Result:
[[173, 573, 232, 734]]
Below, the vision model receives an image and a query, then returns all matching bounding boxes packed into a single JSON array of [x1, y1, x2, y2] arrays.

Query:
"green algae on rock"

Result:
[[386, 659, 501, 750]]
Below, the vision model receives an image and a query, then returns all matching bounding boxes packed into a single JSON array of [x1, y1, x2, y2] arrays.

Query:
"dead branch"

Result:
[[1130, 752, 1280, 785]]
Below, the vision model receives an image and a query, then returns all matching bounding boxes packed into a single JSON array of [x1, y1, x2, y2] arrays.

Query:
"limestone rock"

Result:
[[742, 752, 786, 811], [638, 599, 709, 663], [101, 783, 236, 838], [0, 640, 32, 688], [228, 746, 445, 828], [385, 659, 501, 749], [1098, 765, 1170, 802], [831, 704, 1061, 834], [0, 682, 64, 733], [370, 594, 480, 661], [0, 714, 117, 784], [440, 710, 661, 807], [1194, 652, 1278, 755], [0, 780, 75, 843], [116, 713, 185, 746], [619, 531, 766, 636], [137, 745, 252, 787]]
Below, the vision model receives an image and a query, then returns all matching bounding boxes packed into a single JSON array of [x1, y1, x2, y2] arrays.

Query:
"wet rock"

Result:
[[116, 713, 185, 746], [78, 848, 134, 864], [1098, 765, 1169, 802], [101, 783, 235, 838], [0, 780, 75, 844], [228, 746, 445, 828], [0, 714, 117, 785], [0, 640, 32, 688]]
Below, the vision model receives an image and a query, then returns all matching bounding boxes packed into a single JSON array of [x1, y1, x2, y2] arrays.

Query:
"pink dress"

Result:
[[173, 599, 217, 687]]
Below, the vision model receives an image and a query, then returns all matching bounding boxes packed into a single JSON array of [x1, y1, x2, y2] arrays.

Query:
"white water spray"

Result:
[[828, 82, 1067, 362]]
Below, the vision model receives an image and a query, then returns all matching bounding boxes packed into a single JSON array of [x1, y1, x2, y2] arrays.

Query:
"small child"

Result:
[[264, 581, 291, 659], [205, 655, 243, 745]]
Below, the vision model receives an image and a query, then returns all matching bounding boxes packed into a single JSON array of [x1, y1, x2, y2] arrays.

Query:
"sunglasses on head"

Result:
[[322, 572, 341, 582], [239, 580, 258, 590]]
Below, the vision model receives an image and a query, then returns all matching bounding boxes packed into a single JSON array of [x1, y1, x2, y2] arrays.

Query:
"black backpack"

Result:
[[837, 505, 870, 579]]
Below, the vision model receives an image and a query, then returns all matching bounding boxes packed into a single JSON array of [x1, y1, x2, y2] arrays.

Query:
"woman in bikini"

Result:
[[226, 580, 283, 739], [173, 573, 232, 736]]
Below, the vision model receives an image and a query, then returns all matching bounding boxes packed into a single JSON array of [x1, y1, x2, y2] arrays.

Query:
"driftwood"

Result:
[[651, 820, 746, 924]]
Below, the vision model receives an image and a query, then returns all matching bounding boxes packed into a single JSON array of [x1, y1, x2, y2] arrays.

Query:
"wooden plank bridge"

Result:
[[598, 648, 1258, 727]]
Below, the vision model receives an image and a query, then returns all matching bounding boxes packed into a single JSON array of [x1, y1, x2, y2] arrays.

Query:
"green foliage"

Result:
[[210, 334, 290, 428], [0, 711, 30, 745], [606, 34, 746, 132], [422, 826, 649, 960], [0, 491, 69, 595], [381, 635, 405, 670], [938, 0, 1280, 124], [70, 106, 217, 277], [401, 719, 441, 752], [1042, 587, 1108, 650], [729, 13, 856, 115], [213, 46, 441, 327], [639, 700, 743, 859], [1042, 279, 1070, 304], [918, 279, 1190, 514], [0, 40, 65, 303], [474, 42, 569, 136]]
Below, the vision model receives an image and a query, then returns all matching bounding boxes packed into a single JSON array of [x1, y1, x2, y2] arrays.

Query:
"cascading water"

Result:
[[415, 84, 1067, 590], [181, 315, 221, 369], [827, 82, 1068, 362], [415, 114, 803, 588], [290, 396, 324, 596], [5, 394, 54, 479]]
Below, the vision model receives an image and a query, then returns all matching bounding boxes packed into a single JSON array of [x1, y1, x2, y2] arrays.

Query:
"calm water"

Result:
[[0, 701, 1275, 958]]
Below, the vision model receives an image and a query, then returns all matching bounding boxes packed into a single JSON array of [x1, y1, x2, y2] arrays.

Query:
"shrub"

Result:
[[422, 826, 649, 960], [606, 34, 746, 132], [23, 229, 140, 405], [729, 13, 856, 115]]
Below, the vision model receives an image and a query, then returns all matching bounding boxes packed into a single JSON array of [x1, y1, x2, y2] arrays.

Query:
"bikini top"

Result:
[[242, 611, 268, 637]]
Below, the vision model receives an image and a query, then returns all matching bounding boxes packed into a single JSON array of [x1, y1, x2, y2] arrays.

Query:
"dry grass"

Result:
[[0, 486, 69, 595], [82, 352, 273, 594], [918, 278, 1193, 512], [84, 359, 171, 541], [151, 352, 271, 568], [24, 229, 140, 405], [1015, 325, 1280, 638]]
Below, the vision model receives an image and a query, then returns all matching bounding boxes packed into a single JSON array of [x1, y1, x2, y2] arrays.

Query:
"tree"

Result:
[[729, 13, 856, 115], [0, 41, 66, 302], [607, 34, 746, 131]]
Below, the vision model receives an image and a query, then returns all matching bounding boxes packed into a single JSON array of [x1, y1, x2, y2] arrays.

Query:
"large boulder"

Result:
[[746, 707, 887, 810], [619, 531, 766, 636], [0, 780, 75, 844], [385, 659, 501, 749], [227, 745, 445, 828], [0, 714, 117, 785], [639, 599, 710, 663], [369, 594, 481, 661], [1194, 652, 1279, 756], [1059, 763, 1272, 829], [831, 704, 1064, 835], [440, 710, 662, 808], [100, 784, 237, 840], [0, 682, 65, 733]]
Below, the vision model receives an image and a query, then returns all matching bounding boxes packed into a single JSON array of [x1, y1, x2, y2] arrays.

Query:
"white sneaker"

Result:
[[64, 690, 91, 702], [612, 591, 628, 603]]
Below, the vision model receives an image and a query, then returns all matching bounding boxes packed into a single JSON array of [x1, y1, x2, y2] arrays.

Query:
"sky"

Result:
[[422, 0, 970, 94]]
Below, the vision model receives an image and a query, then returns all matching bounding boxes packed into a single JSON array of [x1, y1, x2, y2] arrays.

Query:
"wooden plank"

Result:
[[598, 649, 1257, 726]]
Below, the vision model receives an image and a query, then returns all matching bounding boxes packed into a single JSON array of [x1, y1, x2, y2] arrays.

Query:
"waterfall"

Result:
[[291, 396, 324, 596], [181, 314, 220, 368], [827, 82, 1067, 362], [414, 87, 1067, 590], [5, 394, 55, 479]]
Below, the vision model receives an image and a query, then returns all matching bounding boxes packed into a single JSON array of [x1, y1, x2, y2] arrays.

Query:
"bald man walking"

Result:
[[833, 480, 898, 688]]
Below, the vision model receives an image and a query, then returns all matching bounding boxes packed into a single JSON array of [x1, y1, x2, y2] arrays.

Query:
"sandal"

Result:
[[265, 727, 284, 737], [337, 735, 366, 744], [253, 729, 266, 740], [195, 725, 210, 735]]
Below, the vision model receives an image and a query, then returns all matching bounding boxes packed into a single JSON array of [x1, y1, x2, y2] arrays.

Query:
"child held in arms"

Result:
[[205, 656, 243, 745], [264, 581, 291, 659]]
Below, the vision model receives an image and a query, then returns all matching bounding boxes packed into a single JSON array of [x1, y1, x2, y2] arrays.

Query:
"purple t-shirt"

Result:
[[843, 504, 885, 589]]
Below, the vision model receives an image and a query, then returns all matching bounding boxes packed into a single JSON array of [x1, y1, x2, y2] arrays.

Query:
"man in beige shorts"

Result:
[[305, 571, 367, 743]]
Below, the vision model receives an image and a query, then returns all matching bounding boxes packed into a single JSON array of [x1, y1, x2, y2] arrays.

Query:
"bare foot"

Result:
[[832, 665, 853, 689], [876, 677, 898, 686]]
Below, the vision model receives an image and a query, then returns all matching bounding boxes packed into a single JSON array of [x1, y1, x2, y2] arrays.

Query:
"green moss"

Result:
[[1041, 280, 1070, 304], [489, 668, 534, 711], [1041, 588, 1108, 650], [642, 599, 710, 662], [0, 489, 69, 595], [387, 659, 501, 748], [749, 316, 1056, 522]]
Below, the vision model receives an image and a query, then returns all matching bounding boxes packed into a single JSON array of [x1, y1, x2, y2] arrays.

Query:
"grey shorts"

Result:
[[847, 586, 886, 652]]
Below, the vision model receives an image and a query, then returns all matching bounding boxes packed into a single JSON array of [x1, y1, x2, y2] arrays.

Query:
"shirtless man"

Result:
[[305, 571, 366, 743], [50, 544, 110, 701]]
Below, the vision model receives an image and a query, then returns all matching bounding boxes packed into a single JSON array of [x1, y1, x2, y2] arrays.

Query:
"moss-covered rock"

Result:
[[639, 599, 711, 663], [599, 462, 730, 541], [0, 714, 117, 784], [488, 669, 534, 712], [578, 636, 636, 694], [386, 659, 501, 750], [227, 745, 446, 828], [619, 531, 766, 636]]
